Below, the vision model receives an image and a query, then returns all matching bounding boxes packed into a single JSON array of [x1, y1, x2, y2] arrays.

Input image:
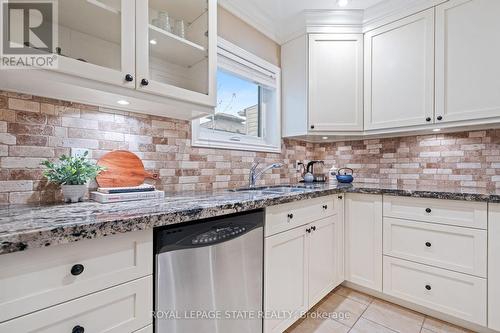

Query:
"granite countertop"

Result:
[[1, 183, 499, 256]]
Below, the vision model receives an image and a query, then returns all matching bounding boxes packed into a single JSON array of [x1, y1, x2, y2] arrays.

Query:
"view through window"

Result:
[[200, 69, 262, 137]]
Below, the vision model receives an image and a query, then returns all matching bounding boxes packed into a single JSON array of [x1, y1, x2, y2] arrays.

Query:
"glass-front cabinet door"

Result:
[[136, 0, 217, 107], [53, 0, 135, 87]]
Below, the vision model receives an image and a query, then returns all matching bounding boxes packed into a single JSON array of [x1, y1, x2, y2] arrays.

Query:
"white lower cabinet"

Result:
[[308, 214, 344, 306], [264, 196, 343, 333], [343, 194, 493, 330], [383, 217, 487, 277], [380, 196, 489, 327], [383, 256, 487, 326], [0, 230, 153, 322], [489, 204, 500, 331], [383, 196, 487, 229], [264, 225, 309, 333], [0, 231, 153, 332], [0, 276, 153, 333], [345, 193, 383, 291]]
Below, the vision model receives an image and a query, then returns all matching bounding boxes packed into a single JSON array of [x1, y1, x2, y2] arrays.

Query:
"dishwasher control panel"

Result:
[[192, 225, 247, 245]]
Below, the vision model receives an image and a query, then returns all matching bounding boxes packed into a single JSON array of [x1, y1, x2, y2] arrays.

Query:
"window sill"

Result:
[[191, 136, 281, 153]]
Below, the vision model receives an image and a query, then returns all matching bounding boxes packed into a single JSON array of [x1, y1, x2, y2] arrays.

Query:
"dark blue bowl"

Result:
[[336, 175, 354, 183]]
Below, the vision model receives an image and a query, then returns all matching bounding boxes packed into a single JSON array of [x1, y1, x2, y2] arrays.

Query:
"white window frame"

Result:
[[192, 37, 281, 153]]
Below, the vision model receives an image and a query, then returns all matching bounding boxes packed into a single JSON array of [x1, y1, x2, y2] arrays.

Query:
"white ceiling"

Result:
[[226, 0, 387, 17], [219, 0, 404, 43]]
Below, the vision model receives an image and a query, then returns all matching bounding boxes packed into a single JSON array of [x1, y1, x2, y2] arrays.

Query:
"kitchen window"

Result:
[[192, 38, 281, 153]]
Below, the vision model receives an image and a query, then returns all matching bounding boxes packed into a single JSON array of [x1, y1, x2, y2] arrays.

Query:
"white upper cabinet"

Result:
[[136, 0, 216, 106], [281, 34, 364, 137], [0, 0, 217, 119], [308, 34, 364, 132], [364, 9, 435, 130], [51, 0, 136, 88], [281, 35, 308, 137], [435, 0, 500, 123]]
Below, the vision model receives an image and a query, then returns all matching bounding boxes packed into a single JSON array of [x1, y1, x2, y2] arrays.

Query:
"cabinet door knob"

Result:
[[437, 116, 443, 121], [322, 205, 328, 210], [306, 228, 311, 233], [425, 242, 432, 248], [72, 326, 85, 333], [125, 74, 134, 82], [426, 117, 431, 122], [287, 213, 294, 219], [338, 195, 343, 199], [310, 125, 315, 129], [311, 226, 316, 231], [71, 264, 84, 276], [425, 208, 432, 213], [425, 285, 432, 291], [141, 78, 149, 86]]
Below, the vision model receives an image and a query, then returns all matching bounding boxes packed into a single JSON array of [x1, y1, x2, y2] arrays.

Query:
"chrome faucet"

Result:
[[249, 161, 283, 188]]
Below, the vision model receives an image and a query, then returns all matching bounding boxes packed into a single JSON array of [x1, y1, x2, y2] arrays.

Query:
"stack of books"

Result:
[[90, 184, 164, 203]]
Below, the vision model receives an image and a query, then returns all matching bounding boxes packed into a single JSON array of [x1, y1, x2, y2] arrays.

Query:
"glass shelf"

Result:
[[148, 24, 206, 68]]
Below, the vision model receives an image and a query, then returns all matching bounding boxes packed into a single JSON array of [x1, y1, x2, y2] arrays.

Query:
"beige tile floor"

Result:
[[285, 286, 475, 333]]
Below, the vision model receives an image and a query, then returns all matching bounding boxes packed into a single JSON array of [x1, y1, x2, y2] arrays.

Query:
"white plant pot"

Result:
[[61, 184, 87, 203]]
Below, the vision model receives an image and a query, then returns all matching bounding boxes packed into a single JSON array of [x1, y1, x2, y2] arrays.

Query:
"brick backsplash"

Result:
[[0, 91, 316, 204], [315, 130, 500, 189], [0, 90, 499, 204]]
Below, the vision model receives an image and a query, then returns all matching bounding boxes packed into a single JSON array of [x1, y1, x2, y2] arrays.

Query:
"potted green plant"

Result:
[[42, 152, 105, 203]]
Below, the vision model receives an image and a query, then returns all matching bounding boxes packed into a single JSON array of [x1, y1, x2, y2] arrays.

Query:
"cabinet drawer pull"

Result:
[[72, 326, 85, 333], [322, 205, 328, 210], [338, 195, 343, 199], [425, 208, 432, 213], [71, 264, 84, 276], [425, 285, 432, 291], [311, 226, 316, 231], [425, 242, 432, 248], [287, 213, 294, 219], [306, 228, 311, 233]]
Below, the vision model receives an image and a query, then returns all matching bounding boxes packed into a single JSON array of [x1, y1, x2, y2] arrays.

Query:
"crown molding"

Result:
[[304, 9, 364, 35], [220, 0, 449, 45], [363, 0, 448, 32]]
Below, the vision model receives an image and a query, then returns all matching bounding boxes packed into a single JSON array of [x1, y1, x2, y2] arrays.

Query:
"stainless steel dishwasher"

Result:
[[155, 210, 264, 333]]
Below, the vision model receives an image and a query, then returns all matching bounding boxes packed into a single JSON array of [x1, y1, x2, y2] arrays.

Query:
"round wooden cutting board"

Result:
[[96, 150, 158, 188]]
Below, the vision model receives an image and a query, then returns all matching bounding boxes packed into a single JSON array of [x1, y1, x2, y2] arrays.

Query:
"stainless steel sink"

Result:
[[230, 185, 307, 194]]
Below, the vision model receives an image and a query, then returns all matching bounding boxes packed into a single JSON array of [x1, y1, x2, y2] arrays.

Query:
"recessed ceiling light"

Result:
[[337, 0, 349, 7], [117, 100, 130, 105], [149, 39, 157, 45], [322, 136, 329, 140], [433, 128, 441, 132]]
